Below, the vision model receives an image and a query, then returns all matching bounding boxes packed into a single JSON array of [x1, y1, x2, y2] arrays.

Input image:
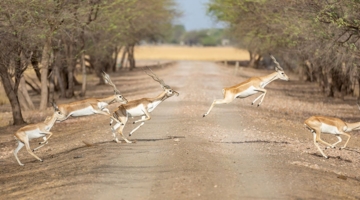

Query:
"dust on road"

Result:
[[1, 61, 360, 199]]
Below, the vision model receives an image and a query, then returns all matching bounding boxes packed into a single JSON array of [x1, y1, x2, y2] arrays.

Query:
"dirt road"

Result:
[[1, 61, 360, 199]]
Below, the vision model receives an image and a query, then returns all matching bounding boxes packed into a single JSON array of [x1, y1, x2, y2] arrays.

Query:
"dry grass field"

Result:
[[133, 45, 249, 61]]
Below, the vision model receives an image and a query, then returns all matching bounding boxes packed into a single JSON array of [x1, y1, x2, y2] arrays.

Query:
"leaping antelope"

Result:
[[203, 55, 289, 117], [304, 107, 360, 158], [14, 103, 62, 166], [56, 72, 128, 121], [109, 68, 179, 143]]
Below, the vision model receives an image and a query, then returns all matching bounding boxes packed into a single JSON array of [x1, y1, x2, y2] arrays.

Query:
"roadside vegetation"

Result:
[[208, 0, 360, 100], [0, 0, 178, 125]]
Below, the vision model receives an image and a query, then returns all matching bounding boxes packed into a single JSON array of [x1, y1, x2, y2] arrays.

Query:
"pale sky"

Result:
[[174, 0, 225, 31]]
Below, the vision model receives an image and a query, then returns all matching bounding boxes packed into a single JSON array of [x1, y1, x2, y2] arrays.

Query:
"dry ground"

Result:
[[1, 60, 360, 199]]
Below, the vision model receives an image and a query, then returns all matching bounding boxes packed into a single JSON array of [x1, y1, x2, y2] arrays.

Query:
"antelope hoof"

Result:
[[257, 104, 260, 107], [251, 103, 254, 105], [133, 122, 135, 124], [203, 114, 206, 117], [40, 159, 43, 162]]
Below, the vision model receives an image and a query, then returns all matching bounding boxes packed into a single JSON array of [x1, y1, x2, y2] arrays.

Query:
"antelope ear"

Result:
[[52, 102, 59, 111]]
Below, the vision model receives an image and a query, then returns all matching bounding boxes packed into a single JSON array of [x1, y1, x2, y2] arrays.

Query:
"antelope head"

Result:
[[102, 71, 128, 104], [145, 67, 179, 97], [52, 102, 65, 119], [270, 55, 289, 81]]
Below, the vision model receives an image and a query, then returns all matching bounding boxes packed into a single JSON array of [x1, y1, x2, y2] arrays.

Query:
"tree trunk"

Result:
[[9, 74, 29, 111], [18, 76, 35, 110], [305, 60, 314, 82], [25, 78, 41, 94], [254, 55, 262, 68], [120, 46, 128, 69], [112, 46, 121, 72], [128, 45, 136, 70], [247, 50, 256, 68], [39, 36, 52, 110], [0, 73, 25, 125], [358, 77, 360, 102], [53, 48, 66, 98], [31, 48, 41, 82], [325, 69, 334, 97], [55, 65, 66, 98], [80, 52, 87, 97], [49, 67, 55, 104], [65, 43, 75, 98]]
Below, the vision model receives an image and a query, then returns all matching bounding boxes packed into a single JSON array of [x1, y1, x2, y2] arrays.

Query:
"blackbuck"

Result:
[[304, 107, 360, 158], [203, 55, 289, 117], [14, 103, 62, 166], [56, 72, 128, 121], [109, 68, 179, 143]]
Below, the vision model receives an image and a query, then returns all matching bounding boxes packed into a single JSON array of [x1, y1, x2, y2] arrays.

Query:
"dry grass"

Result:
[[133, 45, 249, 61]]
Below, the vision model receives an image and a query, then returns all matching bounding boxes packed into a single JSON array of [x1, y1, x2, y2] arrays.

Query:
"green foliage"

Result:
[[166, 28, 226, 46], [207, 0, 360, 97], [164, 24, 186, 44], [207, 0, 360, 58]]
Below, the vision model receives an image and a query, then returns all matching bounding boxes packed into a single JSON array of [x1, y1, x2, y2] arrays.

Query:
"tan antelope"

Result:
[[304, 108, 360, 158], [109, 68, 179, 143], [203, 55, 289, 117], [14, 103, 62, 166], [56, 72, 127, 121]]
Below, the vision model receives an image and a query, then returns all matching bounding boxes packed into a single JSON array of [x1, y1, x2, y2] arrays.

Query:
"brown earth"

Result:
[[1, 61, 360, 199]]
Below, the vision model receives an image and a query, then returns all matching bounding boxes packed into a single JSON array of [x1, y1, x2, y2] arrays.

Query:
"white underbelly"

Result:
[[26, 129, 45, 140], [128, 101, 161, 117], [127, 106, 145, 117], [320, 124, 340, 134], [70, 107, 95, 116], [235, 86, 258, 98]]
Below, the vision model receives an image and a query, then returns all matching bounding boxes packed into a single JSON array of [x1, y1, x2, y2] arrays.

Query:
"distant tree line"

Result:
[[165, 24, 228, 46], [0, 0, 177, 125], [208, 0, 360, 100]]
